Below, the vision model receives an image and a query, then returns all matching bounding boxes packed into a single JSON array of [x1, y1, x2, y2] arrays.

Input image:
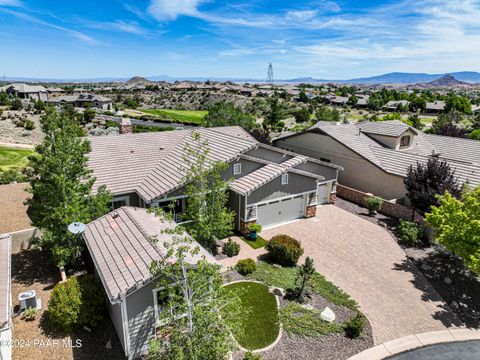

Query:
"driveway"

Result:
[[262, 205, 461, 345]]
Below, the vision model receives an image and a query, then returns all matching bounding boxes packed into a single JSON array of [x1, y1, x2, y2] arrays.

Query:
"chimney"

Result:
[[119, 118, 132, 134]]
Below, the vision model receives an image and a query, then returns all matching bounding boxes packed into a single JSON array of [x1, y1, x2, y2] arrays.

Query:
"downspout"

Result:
[[121, 297, 131, 359]]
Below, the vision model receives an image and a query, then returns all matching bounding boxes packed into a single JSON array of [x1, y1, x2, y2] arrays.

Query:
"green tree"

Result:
[[203, 101, 256, 131], [469, 129, 480, 140], [26, 107, 112, 268], [11, 98, 22, 110], [82, 103, 96, 124], [406, 114, 424, 130], [298, 90, 309, 103], [148, 213, 243, 359], [445, 94, 472, 114], [426, 188, 480, 273], [293, 108, 310, 123], [263, 97, 285, 132], [0, 92, 10, 106], [182, 131, 235, 250], [296, 256, 315, 302], [403, 153, 461, 213]]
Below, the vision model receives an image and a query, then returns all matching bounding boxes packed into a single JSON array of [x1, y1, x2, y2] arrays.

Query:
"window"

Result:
[[400, 135, 411, 147], [112, 195, 130, 210], [320, 157, 331, 163], [233, 163, 242, 175], [281, 173, 289, 185], [153, 286, 185, 326]]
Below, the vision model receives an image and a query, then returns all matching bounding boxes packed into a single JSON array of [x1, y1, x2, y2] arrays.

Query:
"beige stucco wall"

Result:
[[276, 132, 408, 200]]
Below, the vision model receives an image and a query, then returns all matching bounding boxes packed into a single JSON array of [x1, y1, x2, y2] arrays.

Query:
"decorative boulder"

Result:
[[320, 307, 336, 323]]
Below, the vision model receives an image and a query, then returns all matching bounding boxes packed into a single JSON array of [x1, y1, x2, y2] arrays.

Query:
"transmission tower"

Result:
[[266, 62, 273, 83]]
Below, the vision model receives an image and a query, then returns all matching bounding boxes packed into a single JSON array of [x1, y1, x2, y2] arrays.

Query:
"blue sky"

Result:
[[1, 0, 480, 79]]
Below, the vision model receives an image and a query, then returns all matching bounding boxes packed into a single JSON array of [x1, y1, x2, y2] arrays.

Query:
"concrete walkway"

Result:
[[261, 205, 462, 344]]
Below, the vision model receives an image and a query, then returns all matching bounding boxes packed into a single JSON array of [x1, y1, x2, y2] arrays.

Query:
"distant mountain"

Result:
[[420, 74, 469, 87], [2, 71, 480, 85], [125, 76, 153, 85]]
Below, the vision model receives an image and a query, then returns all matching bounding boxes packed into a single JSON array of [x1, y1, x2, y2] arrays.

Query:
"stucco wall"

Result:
[[276, 132, 408, 200]]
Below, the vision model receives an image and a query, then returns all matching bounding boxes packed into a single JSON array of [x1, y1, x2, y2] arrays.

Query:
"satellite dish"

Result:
[[68, 222, 86, 235]]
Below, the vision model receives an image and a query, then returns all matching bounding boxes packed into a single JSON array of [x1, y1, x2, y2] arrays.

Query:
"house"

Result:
[[82, 207, 217, 359], [425, 100, 445, 113], [323, 95, 349, 106], [0, 234, 12, 360], [273, 120, 480, 202], [46, 87, 65, 96], [382, 100, 410, 111], [87, 126, 342, 231], [356, 95, 370, 108], [0, 83, 48, 101], [48, 93, 113, 110]]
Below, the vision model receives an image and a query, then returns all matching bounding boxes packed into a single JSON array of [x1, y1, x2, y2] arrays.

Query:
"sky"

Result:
[[1, 0, 480, 80]]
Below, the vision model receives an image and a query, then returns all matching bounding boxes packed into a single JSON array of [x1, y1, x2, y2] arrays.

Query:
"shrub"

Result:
[[344, 312, 366, 338], [244, 351, 262, 360], [48, 275, 106, 333], [236, 258, 256, 275], [469, 129, 480, 140], [223, 238, 240, 257], [24, 119, 35, 130], [266, 234, 304, 266], [247, 223, 262, 233], [22, 307, 38, 321], [398, 220, 424, 247], [365, 196, 383, 215]]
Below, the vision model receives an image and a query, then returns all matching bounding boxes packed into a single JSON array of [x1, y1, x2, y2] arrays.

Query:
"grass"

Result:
[[140, 109, 207, 124], [249, 261, 358, 310], [240, 235, 268, 249], [224, 281, 279, 350], [0, 146, 34, 171], [280, 302, 343, 337]]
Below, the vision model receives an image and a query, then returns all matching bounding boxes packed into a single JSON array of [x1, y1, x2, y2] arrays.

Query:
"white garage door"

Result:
[[256, 195, 305, 227], [317, 182, 331, 204]]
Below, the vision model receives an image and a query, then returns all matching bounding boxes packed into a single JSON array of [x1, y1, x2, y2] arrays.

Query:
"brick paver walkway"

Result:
[[218, 236, 267, 269], [261, 205, 461, 345]]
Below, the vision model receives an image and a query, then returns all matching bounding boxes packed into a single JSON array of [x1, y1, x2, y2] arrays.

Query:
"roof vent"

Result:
[[112, 212, 119, 219], [159, 147, 164, 151], [358, 127, 362, 136], [130, 150, 134, 154]]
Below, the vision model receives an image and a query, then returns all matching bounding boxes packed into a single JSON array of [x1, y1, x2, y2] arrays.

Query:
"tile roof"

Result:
[[83, 207, 217, 302], [357, 120, 416, 137], [425, 101, 445, 111], [0, 234, 11, 329], [311, 120, 480, 187], [230, 155, 313, 196], [0, 83, 47, 93]]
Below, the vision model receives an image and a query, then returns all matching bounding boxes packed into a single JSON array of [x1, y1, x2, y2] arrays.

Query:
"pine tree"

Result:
[[296, 257, 315, 302]]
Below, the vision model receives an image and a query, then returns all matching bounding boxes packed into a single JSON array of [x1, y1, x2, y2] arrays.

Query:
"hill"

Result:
[[420, 74, 469, 87], [125, 76, 153, 85]]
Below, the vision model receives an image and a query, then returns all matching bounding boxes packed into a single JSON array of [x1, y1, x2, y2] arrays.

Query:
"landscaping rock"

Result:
[[105, 340, 112, 350], [320, 307, 336, 323], [421, 264, 432, 271], [270, 287, 285, 298], [83, 325, 92, 333], [301, 304, 315, 311], [444, 277, 452, 285]]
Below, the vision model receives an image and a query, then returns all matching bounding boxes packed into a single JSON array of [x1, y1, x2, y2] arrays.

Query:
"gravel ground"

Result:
[[0, 110, 43, 145], [225, 270, 373, 360], [11, 250, 124, 360], [0, 182, 32, 233], [335, 196, 480, 330]]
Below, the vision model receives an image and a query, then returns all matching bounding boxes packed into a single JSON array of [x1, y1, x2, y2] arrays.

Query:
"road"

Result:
[[96, 115, 194, 130], [387, 340, 480, 360]]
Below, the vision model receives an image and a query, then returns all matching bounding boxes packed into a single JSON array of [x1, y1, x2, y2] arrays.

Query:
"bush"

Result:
[[469, 129, 480, 140], [48, 275, 106, 333], [365, 196, 383, 215], [236, 258, 256, 275], [223, 238, 240, 257], [22, 307, 38, 321], [266, 234, 304, 266], [247, 223, 262, 233], [24, 119, 35, 130], [344, 312, 366, 338], [244, 351, 262, 360], [398, 220, 424, 247]]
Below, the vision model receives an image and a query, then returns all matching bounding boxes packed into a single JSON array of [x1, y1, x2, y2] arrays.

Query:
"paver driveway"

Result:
[[262, 205, 461, 345]]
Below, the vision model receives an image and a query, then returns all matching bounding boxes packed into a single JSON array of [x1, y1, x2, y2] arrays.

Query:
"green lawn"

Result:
[[224, 281, 279, 350], [0, 146, 34, 171], [248, 261, 358, 310], [240, 235, 268, 249], [140, 109, 207, 124]]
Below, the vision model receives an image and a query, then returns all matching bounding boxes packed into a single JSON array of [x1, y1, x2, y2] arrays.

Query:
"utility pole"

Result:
[[266, 62, 273, 84]]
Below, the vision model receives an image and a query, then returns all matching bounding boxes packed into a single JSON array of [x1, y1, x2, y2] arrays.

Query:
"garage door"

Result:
[[317, 182, 331, 204], [256, 195, 305, 227]]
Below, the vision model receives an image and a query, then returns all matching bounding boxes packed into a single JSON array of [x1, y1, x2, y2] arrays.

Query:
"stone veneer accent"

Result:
[[119, 118, 133, 134], [240, 219, 256, 235], [329, 192, 337, 204], [305, 205, 316, 218]]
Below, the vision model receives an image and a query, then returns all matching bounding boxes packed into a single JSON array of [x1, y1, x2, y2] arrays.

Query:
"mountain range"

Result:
[[2, 71, 480, 84]]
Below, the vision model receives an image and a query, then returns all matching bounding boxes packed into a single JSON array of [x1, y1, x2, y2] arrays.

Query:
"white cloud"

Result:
[[286, 10, 318, 22], [0, 0, 21, 6], [82, 19, 149, 36], [148, 0, 206, 21]]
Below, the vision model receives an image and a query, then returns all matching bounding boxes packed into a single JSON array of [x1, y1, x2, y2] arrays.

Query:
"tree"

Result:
[[263, 97, 285, 132], [426, 188, 480, 273], [182, 131, 235, 250], [298, 90, 309, 103], [315, 105, 340, 122], [469, 129, 480, 140], [404, 153, 461, 213], [293, 108, 310, 123], [406, 114, 424, 130], [203, 101, 256, 131], [296, 257, 315, 302], [148, 212, 243, 359], [0, 92, 10, 106], [11, 98, 22, 110], [432, 111, 466, 137], [82, 103, 96, 124], [26, 107, 112, 268], [445, 94, 471, 114]]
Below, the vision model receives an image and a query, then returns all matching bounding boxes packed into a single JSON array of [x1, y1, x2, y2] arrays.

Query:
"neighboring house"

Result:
[[425, 100, 446, 113], [0, 83, 48, 101], [323, 95, 349, 106], [382, 100, 410, 111], [356, 95, 369, 108], [82, 207, 217, 359], [273, 120, 480, 202], [0, 234, 12, 360], [46, 87, 65, 96], [47, 93, 112, 110], [87, 126, 342, 231]]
